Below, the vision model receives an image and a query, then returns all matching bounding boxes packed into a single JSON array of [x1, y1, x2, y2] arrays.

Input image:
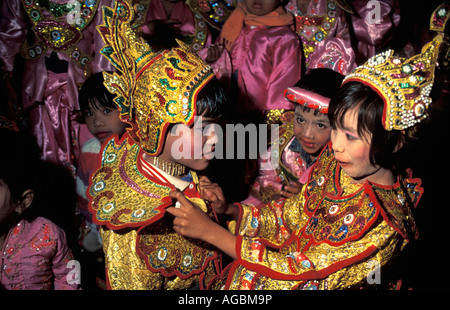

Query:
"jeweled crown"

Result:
[[97, 0, 214, 155], [342, 33, 444, 131]]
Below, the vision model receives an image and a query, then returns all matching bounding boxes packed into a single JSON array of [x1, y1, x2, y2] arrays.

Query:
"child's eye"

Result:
[[84, 110, 93, 117], [103, 108, 112, 114], [296, 116, 305, 124], [345, 133, 358, 140], [316, 123, 327, 129]]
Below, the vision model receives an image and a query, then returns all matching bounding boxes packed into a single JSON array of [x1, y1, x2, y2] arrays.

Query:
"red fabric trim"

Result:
[[105, 268, 112, 290]]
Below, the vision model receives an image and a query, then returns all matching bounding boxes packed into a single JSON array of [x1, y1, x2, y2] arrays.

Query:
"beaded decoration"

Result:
[[20, 0, 98, 69], [302, 142, 422, 246], [97, 0, 214, 155], [343, 33, 445, 131], [186, 0, 237, 30], [286, 0, 338, 68], [430, 2, 450, 32]]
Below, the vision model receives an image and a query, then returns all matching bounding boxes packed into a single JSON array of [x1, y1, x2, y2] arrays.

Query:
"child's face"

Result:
[[243, 0, 281, 16], [84, 102, 128, 143], [330, 107, 389, 184], [293, 105, 331, 158], [161, 116, 219, 172]]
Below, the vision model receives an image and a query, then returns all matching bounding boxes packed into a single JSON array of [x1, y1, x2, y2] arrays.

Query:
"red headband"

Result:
[[284, 87, 330, 114]]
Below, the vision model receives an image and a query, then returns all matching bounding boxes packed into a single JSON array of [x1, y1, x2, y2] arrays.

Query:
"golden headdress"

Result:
[[97, 0, 214, 155], [342, 4, 448, 131]]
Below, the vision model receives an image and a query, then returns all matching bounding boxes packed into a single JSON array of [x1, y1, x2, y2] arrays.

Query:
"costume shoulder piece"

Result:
[[21, 0, 98, 69], [370, 171, 422, 241], [301, 142, 422, 248], [186, 0, 237, 30], [87, 133, 173, 230]]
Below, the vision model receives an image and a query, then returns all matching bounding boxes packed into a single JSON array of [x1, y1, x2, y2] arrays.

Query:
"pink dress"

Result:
[[0, 217, 80, 290], [0, 0, 115, 174], [139, 0, 213, 52], [285, 0, 356, 75], [350, 0, 400, 64], [229, 24, 302, 114]]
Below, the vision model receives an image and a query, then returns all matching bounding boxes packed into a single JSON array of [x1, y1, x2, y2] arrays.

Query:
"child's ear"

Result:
[[16, 189, 34, 215], [393, 133, 405, 153]]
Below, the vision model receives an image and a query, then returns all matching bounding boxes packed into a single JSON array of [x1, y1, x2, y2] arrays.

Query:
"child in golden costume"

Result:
[[87, 0, 228, 289], [167, 5, 449, 289]]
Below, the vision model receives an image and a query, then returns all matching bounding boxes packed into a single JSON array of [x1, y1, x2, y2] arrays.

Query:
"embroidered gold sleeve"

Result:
[[229, 220, 406, 290]]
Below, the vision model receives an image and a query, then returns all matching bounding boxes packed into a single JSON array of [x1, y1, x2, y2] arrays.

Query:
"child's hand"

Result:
[[198, 176, 227, 214], [280, 182, 302, 199], [205, 44, 223, 63], [167, 189, 238, 259], [166, 190, 216, 241]]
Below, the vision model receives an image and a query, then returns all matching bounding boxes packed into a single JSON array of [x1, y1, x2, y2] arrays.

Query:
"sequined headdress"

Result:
[[97, 0, 214, 155], [342, 29, 446, 131]]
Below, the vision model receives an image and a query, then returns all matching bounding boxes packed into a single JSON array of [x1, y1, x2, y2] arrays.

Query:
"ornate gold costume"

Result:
[[210, 143, 422, 290], [88, 134, 221, 289], [88, 0, 220, 289]]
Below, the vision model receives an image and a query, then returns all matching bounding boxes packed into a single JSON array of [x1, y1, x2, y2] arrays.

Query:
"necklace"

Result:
[[153, 157, 186, 176]]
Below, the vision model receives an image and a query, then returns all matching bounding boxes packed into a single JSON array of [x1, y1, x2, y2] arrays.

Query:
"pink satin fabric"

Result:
[[227, 24, 303, 113], [286, 0, 356, 74], [350, 0, 400, 64], [0, 0, 115, 170], [144, 0, 213, 48]]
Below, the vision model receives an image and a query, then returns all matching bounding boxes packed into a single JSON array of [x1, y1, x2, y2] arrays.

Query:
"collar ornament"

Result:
[[153, 157, 186, 176]]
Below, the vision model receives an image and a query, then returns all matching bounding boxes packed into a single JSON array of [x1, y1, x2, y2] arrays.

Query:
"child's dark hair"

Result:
[[0, 128, 41, 204], [78, 72, 117, 120], [328, 82, 407, 172], [294, 68, 344, 115], [196, 76, 229, 120], [0, 128, 78, 250]]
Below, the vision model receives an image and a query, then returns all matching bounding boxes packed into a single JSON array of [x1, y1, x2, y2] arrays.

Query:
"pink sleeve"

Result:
[[351, 0, 400, 60], [306, 6, 356, 75], [307, 38, 356, 75], [265, 33, 303, 111], [51, 225, 80, 290]]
